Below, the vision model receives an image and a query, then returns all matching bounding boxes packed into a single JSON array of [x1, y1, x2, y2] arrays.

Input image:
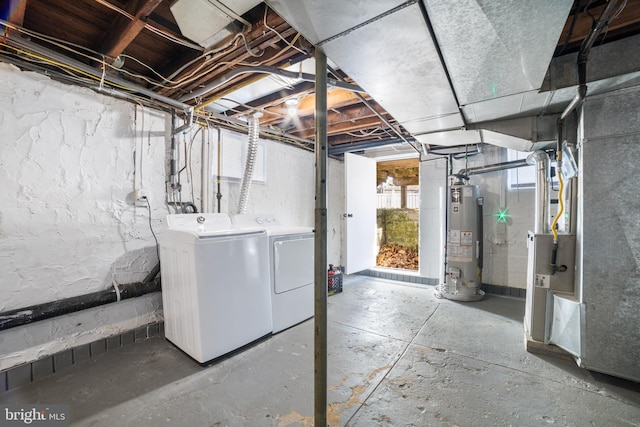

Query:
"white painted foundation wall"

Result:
[[0, 63, 342, 370]]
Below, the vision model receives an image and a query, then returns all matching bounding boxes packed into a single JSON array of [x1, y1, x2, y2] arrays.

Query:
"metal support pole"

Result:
[[314, 49, 328, 427]]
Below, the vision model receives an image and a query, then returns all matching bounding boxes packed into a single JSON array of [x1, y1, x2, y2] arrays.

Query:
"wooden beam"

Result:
[[557, 2, 640, 48], [295, 116, 384, 139], [98, 0, 163, 61], [377, 159, 419, 170]]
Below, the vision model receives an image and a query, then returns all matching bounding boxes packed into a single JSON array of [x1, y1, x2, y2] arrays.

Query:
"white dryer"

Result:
[[159, 213, 272, 363], [232, 214, 314, 333]]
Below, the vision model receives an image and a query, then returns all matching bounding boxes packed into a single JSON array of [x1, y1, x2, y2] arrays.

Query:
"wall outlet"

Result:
[[134, 190, 148, 207]]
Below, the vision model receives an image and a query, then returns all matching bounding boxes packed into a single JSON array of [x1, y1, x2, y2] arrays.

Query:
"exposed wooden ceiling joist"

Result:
[[98, 0, 163, 62]]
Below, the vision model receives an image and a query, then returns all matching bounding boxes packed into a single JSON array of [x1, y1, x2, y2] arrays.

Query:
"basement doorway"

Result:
[[376, 159, 419, 271]]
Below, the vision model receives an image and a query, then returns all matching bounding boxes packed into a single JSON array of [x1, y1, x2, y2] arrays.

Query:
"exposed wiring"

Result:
[[611, 0, 628, 21], [0, 41, 134, 91], [1, 13, 307, 96], [345, 127, 388, 138], [267, 73, 296, 90], [162, 34, 245, 83], [263, 6, 306, 55], [145, 197, 160, 263], [0, 19, 243, 90], [239, 32, 264, 57]]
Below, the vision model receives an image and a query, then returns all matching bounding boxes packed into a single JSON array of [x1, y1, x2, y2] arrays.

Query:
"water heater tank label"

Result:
[[461, 231, 473, 246], [448, 230, 461, 245], [463, 186, 473, 197], [449, 245, 473, 262]]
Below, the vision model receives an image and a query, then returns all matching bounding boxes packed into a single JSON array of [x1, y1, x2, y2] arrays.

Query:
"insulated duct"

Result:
[[237, 113, 261, 214], [0, 277, 161, 331], [526, 151, 551, 234]]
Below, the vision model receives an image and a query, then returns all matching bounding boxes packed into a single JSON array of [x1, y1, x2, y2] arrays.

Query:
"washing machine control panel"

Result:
[[233, 213, 281, 228]]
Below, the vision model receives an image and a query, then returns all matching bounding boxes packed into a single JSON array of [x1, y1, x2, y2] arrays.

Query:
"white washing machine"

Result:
[[159, 213, 272, 363], [232, 214, 314, 333]]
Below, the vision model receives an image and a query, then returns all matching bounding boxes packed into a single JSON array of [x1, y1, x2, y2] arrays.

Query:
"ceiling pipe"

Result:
[[328, 138, 404, 155], [557, 0, 622, 152], [3, 32, 192, 112], [457, 154, 550, 234], [179, 65, 366, 102], [457, 158, 529, 177]]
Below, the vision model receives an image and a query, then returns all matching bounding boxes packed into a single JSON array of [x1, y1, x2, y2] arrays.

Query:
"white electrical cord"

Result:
[[113, 282, 121, 302]]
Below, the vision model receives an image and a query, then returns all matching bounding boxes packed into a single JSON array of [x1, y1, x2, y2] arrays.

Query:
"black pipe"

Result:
[[477, 198, 484, 271], [0, 277, 161, 331], [182, 201, 198, 213], [143, 263, 161, 284]]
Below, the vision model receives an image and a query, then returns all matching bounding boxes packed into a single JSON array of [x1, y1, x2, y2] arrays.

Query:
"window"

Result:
[[507, 149, 558, 190], [211, 128, 266, 183], [507, 149, 535, 189]]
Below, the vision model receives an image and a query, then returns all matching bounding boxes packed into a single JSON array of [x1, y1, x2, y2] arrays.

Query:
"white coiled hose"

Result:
[[237, 113, 261, 214]]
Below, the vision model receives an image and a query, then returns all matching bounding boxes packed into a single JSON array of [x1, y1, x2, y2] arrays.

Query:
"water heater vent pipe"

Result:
[[526, 151, 551, 234]]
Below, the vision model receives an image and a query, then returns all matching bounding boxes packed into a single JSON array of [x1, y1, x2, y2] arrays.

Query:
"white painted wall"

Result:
[[419, 157, 448, 280], [170, 127, 344, 265], [0, 63, 342, 370], [0, 63, 168, 370]]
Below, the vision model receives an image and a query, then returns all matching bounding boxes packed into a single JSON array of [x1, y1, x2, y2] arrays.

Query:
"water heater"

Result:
[[438, 178, 485, 301]]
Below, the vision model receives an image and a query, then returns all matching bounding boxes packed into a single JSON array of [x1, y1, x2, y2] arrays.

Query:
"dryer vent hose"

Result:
[[238, 113, 261, 214]]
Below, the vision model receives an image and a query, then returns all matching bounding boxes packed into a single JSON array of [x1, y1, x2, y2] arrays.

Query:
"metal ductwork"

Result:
[[458, 158, 529, 178], [526, 151, 551, 234], [170, 0, 262, 49], [266, 0, 573, 151]]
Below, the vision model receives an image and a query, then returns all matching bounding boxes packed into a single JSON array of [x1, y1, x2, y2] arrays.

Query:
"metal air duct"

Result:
[[526, 151, 551, 235]]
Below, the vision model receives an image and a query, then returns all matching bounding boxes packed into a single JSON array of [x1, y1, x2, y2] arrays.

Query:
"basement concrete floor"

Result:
[[1, 275, 639, 426]]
